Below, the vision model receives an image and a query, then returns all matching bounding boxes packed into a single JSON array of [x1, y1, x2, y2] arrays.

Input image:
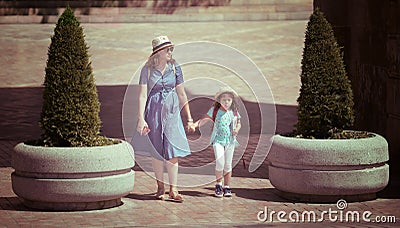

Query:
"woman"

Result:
[[136, 36, 194, 201]]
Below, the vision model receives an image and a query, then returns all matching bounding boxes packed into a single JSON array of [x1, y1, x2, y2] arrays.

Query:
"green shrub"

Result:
[[295, 8, 355, 139], [39, 6, 114, 147]]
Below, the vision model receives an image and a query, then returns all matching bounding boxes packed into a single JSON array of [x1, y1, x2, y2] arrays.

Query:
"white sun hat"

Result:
[[150, 35, 174, 56]]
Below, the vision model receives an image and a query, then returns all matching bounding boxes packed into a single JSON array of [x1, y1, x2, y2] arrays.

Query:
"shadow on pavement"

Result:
[[0, 85, 297, 168], [0, 197, 30, 211], [378, 180, 400, 199], [125, 190, 213, 201], [0, 141, 17, 168], [125, 193, 160, 201], [0, 85, 297, 141], [231, 188, 291, 202], [202, 187, 290, 202]]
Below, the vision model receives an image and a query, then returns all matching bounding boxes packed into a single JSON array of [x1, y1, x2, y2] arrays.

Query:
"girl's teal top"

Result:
[[207, 106, 240, 147]]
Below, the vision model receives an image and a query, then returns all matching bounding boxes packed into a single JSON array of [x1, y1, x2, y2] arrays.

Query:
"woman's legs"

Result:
[[152, 157, 182, 200], [152, 158, 165, 198], [166, 157, 183, 200]]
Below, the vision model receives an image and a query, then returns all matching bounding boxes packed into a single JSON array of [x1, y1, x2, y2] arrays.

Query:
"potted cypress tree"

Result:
[[11, 7, 135, 210], [268, 9, 389, 202]]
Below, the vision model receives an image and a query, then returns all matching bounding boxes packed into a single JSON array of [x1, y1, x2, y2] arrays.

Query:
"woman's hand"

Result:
[[186, 121, 196, 133], [137, 118, 150, 136]]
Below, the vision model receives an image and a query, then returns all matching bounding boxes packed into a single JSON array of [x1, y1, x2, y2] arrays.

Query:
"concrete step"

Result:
[[0, 0, 313, 23], [0, 4, 312, 15], [0, 11, 312, 23], [0, 0, 310, 8]]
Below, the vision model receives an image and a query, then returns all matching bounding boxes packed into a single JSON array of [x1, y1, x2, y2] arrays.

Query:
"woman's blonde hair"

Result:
[[146, 50, 175, 68]]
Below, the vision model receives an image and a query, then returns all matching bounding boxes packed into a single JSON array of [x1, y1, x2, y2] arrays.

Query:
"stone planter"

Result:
[[268, 132, 389, 202], [11, 140, 135, 211]]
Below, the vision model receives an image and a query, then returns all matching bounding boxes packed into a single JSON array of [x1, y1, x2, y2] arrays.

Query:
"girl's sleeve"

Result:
[[139, 65, 149, 85], [206, 107, 214, 118], [237, 111, 241, 119], [174, 62, 184, 85]]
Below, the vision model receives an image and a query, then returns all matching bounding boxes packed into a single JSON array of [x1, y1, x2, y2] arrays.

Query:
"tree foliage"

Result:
[[295, 9, 355, 139], [40, 6, 112, 146]]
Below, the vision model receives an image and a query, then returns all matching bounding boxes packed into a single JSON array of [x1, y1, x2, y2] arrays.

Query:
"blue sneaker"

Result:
[[215, 184, 223, 197], [223, 187, 232, 197]]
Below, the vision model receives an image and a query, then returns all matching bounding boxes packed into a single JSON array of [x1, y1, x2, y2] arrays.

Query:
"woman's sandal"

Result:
[[155, 188, 165, 200], [168, 192, 184, 202]]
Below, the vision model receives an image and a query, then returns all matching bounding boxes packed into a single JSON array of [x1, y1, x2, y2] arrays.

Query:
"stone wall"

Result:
[[314, 0, 400, 175], [0, 0, 313, 23]]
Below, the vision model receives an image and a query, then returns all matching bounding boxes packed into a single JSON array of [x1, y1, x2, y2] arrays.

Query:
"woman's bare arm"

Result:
[[137, 84, 148, 134]]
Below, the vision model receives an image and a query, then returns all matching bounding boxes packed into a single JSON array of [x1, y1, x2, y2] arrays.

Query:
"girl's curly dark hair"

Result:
[[211, 92, 239, 121]]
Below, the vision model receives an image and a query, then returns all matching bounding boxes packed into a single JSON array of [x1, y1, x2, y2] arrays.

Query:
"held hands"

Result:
[[187, 119, 204, 134], [137, 118, 150, 136], [186, 120, 196, 133]]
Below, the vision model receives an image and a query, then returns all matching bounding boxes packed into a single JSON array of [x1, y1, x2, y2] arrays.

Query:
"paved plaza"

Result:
[[0, 21, 399, 227]]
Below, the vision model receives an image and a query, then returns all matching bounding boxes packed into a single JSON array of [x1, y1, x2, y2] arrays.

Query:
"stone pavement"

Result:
[[1, 139, 400, 227], [0, 21, 305, 141], [1, 21, 399, 227]]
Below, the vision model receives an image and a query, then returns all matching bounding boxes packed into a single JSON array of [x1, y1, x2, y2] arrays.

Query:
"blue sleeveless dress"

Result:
[[135, 62, 191, 161]]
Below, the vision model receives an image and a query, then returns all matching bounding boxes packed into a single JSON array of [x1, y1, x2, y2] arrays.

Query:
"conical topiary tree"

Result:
[[40, 6, 112, 147], [295, 8, 355, 139]]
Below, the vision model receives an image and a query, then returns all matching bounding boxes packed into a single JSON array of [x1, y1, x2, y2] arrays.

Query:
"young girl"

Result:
[[193, 87, 241, 197]]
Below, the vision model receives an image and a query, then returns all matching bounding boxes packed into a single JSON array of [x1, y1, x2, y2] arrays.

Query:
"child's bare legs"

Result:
[[152, 158, 165, 199], [215, 170, 223, 183], [223, 171, 232, 186], [166, 157, 183, 200], [215, 171, 231, 186]]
